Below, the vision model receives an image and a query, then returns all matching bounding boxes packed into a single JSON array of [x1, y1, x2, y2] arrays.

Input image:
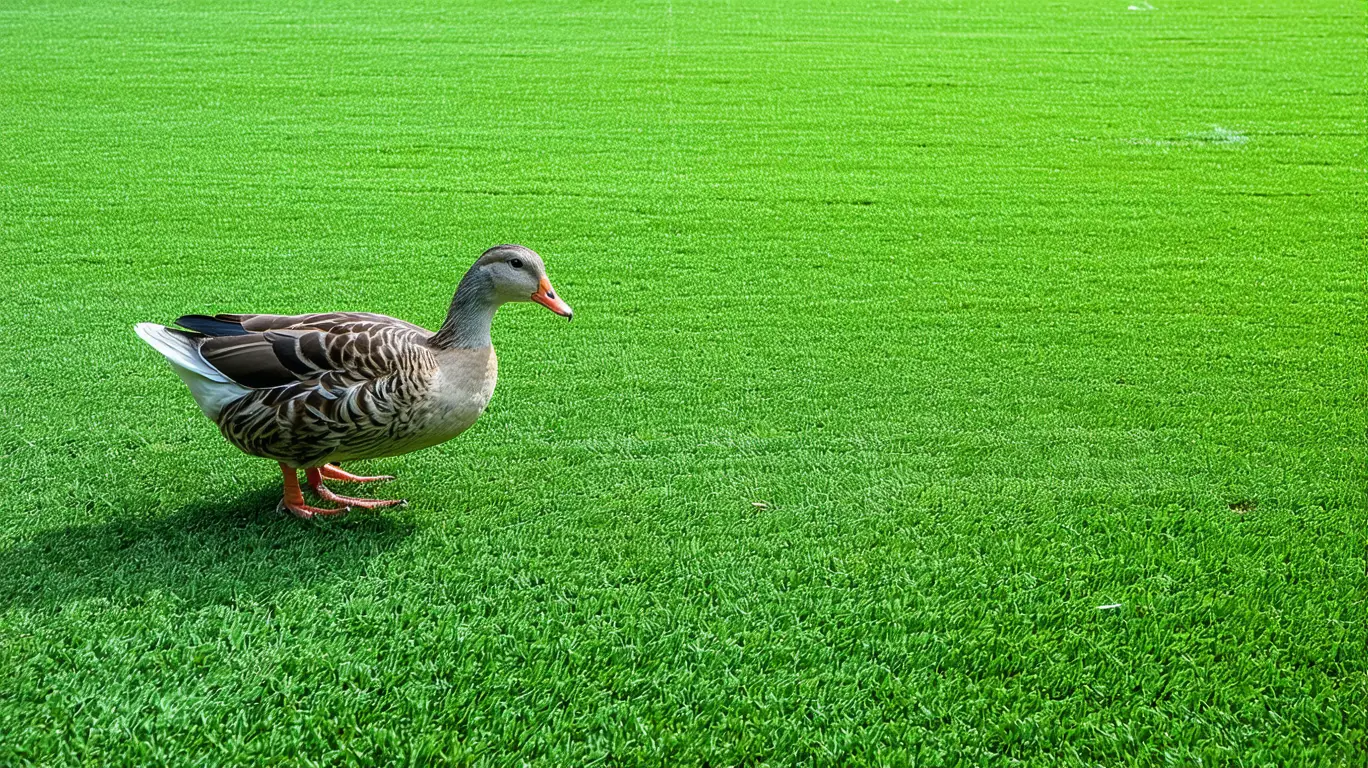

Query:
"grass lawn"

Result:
[[1, 0, 1363, 764]]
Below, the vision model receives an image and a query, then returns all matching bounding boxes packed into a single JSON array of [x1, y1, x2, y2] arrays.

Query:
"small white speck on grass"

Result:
[[1097, 603, 1123, 610], [1202, 125, 1247, 144], [751, 501, 770, 510], [1128, 1, 1154, 9], [1126, 125, 1248, 148]]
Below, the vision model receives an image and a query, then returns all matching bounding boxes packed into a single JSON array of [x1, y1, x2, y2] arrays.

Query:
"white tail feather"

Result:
[[134, 323, 248, 418]]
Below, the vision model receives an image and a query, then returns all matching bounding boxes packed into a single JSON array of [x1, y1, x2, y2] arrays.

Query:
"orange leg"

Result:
[[306, 467, 406, 510], [321, 463, 394, 484], [279, 463, 348, 519]]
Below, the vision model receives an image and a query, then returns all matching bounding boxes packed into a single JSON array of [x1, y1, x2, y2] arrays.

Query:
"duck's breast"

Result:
[[404, 345, 499, 448]]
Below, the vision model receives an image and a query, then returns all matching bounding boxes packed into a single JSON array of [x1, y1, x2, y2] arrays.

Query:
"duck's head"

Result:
[[467, 244, 573, 320]]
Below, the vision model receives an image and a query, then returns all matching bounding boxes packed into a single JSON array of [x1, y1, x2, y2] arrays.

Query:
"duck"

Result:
[[135, 244, 573, 519]]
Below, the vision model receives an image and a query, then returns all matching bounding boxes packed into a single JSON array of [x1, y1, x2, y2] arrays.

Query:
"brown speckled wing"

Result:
[[199, 317, 429, 389], [198, 316, 442, 467]]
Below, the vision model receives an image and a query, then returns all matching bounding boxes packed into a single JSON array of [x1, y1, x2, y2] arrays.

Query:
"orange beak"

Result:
[[531, 276, 573, 320]]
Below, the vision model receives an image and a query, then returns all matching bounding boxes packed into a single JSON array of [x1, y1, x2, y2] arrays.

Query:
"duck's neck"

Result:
[[432, 272, 498, 349]]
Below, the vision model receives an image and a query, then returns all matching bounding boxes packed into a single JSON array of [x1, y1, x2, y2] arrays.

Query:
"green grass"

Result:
[[1, 0, 1364, 764]]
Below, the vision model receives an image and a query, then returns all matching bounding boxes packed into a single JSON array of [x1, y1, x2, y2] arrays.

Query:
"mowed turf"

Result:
[[0, 0, 1363, 764]]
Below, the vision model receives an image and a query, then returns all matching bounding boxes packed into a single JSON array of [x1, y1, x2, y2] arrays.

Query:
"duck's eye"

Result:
[[510, 258, 524, 269]]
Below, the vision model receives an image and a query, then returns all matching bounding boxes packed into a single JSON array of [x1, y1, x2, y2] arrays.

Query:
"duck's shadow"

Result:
[[0, 485, 415, 613]]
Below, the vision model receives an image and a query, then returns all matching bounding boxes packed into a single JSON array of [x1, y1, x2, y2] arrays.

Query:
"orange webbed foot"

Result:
[[306, 467, 406, 510], [279, 463, 349, 519]]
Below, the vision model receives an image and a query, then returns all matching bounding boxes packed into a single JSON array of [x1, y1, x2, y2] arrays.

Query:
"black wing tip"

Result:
[[176, 314, 250, 337]]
